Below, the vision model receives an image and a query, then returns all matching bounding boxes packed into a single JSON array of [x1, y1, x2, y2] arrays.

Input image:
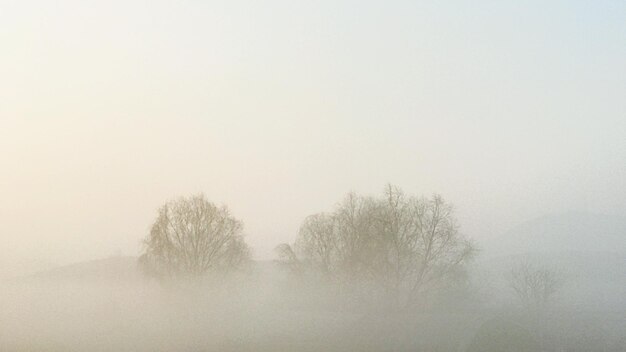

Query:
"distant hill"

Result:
[[24, 256, 141, 283], [481, 212, 626, 257], [18, 257, 285, 285], [474, 212, 626, 310]]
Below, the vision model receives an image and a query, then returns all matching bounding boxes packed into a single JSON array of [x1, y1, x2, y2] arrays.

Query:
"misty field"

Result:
[[1, 215, 625, 352], [2, 194, 626, 351], [2, 0, 625, 351]]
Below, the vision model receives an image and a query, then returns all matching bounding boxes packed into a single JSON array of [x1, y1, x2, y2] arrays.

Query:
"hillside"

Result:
[[474, 212, 626, 310], [481, 212, 626, 257], [23, 256, 142, 283]]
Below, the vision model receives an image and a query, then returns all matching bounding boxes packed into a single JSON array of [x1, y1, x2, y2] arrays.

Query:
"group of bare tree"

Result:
[[508, 261, 563, 313], [138, 186, 476, 310], [137, 187, 568, 317], [133, 188, 581, 351], [132, 188, 583, 350], [276, 185, 476, 309], [497, 260, 565, 351]]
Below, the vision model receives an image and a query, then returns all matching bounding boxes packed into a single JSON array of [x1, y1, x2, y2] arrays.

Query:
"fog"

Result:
[[1, 246, 625, 351], [1, 194, 625, 351], [1, 0, 625, 351]]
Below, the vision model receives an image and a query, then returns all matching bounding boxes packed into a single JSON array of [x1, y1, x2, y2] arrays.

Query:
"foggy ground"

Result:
[[2, 212, 625, 351]]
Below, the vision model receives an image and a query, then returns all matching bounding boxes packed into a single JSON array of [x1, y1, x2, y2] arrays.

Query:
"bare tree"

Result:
[[507, 261, 564, 350], [508, 261, 563, 312], [139, 194, 251, 280], [276, 185, 476, 309]]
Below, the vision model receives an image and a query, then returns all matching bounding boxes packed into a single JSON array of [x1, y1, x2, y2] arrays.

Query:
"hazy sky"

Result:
[[1, 0, 625, 275]]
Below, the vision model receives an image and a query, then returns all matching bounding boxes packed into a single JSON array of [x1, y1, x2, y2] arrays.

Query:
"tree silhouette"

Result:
[[277, 185, 475, 309], [139, 194, 250, 280]]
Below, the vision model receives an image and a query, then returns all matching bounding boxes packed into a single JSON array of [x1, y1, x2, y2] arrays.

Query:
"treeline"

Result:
[[275, 185, 475, 311], [136, 185, 559, 313], [134, 185, 625, 351], [138, 185, 476, 310]]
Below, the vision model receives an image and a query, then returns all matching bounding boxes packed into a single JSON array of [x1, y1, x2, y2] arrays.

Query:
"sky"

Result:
[[1, 0, 625, 276]]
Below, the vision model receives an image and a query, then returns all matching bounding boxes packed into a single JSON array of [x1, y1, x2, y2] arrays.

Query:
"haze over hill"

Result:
[[473, 212, 626, 311], [481, 212, 626, 257]]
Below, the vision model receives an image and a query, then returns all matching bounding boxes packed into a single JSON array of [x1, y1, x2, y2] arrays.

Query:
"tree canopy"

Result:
[[139, 194, 250, 280], [277, 185, 476, 309]]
